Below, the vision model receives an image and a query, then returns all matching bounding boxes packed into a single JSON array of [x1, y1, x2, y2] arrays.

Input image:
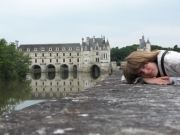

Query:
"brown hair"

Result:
[[123, 50, 160, 83]]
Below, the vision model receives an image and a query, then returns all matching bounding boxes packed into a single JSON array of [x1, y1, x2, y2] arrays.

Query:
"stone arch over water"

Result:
[[32, 65, 41, 73], [90, 65, 100, 79], [47, 64, 55, 72]]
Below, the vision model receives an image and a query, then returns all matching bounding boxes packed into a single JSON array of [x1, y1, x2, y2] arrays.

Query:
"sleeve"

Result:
[[169, 77, 180, 85], [121, 75, 142, 84]]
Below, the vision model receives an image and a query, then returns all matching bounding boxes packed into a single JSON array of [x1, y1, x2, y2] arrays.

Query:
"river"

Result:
[[0, 71, 109, 115]]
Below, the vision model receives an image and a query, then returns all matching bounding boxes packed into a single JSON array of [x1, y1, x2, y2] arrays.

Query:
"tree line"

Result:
[[110, 44, 179, 65], [0, 38, 31, 80]]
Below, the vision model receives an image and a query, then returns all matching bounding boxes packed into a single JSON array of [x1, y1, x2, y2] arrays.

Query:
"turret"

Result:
[[15, 40, 19, 50]]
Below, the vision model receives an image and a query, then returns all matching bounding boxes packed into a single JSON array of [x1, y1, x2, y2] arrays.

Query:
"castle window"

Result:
[[49, 48, 52, 51], [69, 47, 72, 51], [57, 53, 58, 56], [50, 53, 51, 57], [69, 59, 71, 62], [62, 47, 65, 51], [27, 48, 30, 51], [76, 47, 79, 50], [77, 53, 79, 56], [63, 53, 65, 56], [96, 52, 98, 55], [42, 59, 44, 63], [34, 48, 37, 51], [35, 53, 37, 57], [35, 59, 37, 63], [50, 59, 52, 63], [96, 46, 98, 50], [56, 48, 59, 51], [41, 48, 45, 51], [70, 53, 71, 56], [56, 59, 58, 63], [63, 59, 65, 62], [77, 58, 79, 62]]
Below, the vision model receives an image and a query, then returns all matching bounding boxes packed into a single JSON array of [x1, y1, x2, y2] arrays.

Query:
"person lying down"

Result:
[[122, 50, 180, 85]]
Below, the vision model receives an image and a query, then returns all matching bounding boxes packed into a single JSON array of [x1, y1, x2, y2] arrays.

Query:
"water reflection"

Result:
[[0, 80, 32, 115], [27, 71, 109, 99], [0, 71, 109, 115]]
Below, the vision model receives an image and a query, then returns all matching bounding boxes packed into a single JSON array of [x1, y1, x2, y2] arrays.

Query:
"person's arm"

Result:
[[141, 76, 170, 85]]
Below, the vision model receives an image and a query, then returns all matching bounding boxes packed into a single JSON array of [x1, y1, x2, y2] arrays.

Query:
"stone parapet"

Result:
[[1, 70, 180, 135]]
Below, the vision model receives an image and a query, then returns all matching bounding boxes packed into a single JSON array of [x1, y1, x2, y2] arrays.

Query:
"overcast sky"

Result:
[[0, 0, 180, 48]]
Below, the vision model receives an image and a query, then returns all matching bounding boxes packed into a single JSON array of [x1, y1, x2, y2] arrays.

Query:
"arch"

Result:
[[73, 71, 77, 79], [47, 64, 55, 72], [60, 64, 69, 80], [73, 65, 77, 72], [31, 72, 41, 80], [90, 65, 100, 79], [60, 64, 68, 72], [47, 72, 55, 80], [32, 65, 41, 73]]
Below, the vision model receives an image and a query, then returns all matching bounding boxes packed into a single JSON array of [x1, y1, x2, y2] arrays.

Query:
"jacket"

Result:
[[158, 50, 180, 85]]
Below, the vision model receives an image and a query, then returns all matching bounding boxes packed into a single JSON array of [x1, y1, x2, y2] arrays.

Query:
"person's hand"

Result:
[[142, 76, 170, 85]]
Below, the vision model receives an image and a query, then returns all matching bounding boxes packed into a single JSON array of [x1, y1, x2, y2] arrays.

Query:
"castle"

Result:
[[137, 35, 151, 52], [17, 36, 114, 73]]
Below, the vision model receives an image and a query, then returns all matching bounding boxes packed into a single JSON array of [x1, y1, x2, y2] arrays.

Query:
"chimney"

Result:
[[93, 36, 95, 42], [15, 40, 19, 49]]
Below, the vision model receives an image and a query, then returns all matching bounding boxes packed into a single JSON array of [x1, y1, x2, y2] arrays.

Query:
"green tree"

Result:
[[111, 44, 174, 63], [0, 38, 31, 80]]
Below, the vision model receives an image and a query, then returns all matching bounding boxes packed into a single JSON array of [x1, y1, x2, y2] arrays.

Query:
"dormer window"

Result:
[[69, 47, 72, 51], [41, 48, 45, 51], [56, 47, 59, 51], [62, 47, 65, 51], [103, 47, 106, 50], [34, 48, 37, 51], [49, 48, 52, 51], [27, 48, 30, 51], [76, 47, 79, 50], [96, 46, 98, 50]]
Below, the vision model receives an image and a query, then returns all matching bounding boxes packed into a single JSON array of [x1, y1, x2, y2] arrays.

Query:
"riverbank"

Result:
[[1, 70, 180, 135]]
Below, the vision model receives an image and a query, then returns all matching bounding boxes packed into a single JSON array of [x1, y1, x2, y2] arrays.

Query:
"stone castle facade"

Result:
[[17, 36, 112, 73]]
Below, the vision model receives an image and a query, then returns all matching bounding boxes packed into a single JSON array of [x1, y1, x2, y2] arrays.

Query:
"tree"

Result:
[[0, 38, 31, 80], [110, 44, 173, 62]]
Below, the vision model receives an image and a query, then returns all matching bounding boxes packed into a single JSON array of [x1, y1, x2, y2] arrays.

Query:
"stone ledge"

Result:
[[0, 70, 180, 135]]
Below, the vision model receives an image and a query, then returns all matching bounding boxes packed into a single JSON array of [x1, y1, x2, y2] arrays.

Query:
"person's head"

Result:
[[123, 50, 160, 83]]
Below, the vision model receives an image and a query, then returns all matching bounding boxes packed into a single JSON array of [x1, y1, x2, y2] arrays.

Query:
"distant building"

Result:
[[120, 35, 152, 68], [137, 35, 151, 52], [17, 36, 111, 73]]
